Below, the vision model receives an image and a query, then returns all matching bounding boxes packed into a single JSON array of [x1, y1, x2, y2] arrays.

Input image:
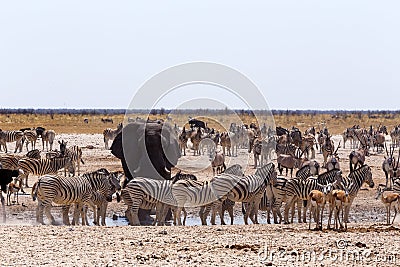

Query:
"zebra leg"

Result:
[[1, 195, 5, 223], [344, 198, 354, 223], [308, 206, 313, 230], [36, 200, 45, 224], [174, 207, 183, 226], [284, 196, 295, 224], [62, 205, 71, 225], [101, 202, 108, 226], [227, 204, 234, 225], [215, 201, 226, 225], [71, 204, 80, 225], [302, 200, 308, 223], [44, 203, 56, 225], [252, 200, 261, 224]]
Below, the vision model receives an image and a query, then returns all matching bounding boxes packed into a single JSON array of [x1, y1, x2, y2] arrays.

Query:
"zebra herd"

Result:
[[2, 120, 400, 230]]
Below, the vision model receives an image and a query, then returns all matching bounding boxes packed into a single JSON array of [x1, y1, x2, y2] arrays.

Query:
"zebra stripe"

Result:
[[61, 145, 84, 176], [0, 151, 42, 170], [332, 165, 373, 224], [103, 123, 123, 149], [198, 164, 244, 225], [23, 130, 38, 151], [0, 130, 24, 153], [123, 171, 197, 226], [178, 163, 276, 224], [18, 157, 72, 187], [393, 178, 400, 193], [33, 169, 119, 225], [283, 170, 342, 223], [125, 178, 175, 226], [26, 149, 41, 159]]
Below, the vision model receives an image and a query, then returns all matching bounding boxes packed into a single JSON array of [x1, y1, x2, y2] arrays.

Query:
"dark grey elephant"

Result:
[[111, 120, 181, 182], [110, 120, 181, 224]]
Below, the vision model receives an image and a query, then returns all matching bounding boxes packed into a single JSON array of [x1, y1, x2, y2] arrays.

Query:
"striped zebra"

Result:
[[45, 150, 63, 160], [198, 164, 244, 225], [23, 130, 38, 151], [0, 150, 42, 170], [123, 171, 197, 226], [326, 165, 374, 228], [18, 157, 73, 188], [42, 130, 56, 151], [59, 140, 84, 176], [283, 169, 343, 224], [26, 149, 41, 159], [32, 169, 120, 225], [0, 130, 24, 153], [393, 177, 400, 193], [103, 123, 123, 149], [172, 170, 247, 226], [222, 163, 276, 225], [63, 170, 123, 226], [321, 136, 335, 167], [189, 163, 275, 225]]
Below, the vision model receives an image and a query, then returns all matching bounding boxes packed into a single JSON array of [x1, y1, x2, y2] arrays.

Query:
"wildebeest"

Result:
[[189, 118, 206, 129], [101, 118, 114, 124]]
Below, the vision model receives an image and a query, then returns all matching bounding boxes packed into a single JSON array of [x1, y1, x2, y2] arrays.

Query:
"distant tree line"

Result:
[[0, 108, 399, 116]]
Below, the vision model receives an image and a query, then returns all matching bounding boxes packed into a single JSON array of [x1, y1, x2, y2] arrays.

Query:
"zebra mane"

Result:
[[224, 164, 243, 176], [172, 171, 197, 183]]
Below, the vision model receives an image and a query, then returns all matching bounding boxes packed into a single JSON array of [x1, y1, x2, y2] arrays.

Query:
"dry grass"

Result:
[[0, 112, 399, 135]]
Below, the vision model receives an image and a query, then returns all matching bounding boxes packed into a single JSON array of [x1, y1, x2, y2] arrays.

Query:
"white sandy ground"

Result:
[[1, 134, 400, 266]]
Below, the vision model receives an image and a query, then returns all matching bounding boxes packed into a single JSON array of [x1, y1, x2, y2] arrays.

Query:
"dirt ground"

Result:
[[1, 133, 400, 266]]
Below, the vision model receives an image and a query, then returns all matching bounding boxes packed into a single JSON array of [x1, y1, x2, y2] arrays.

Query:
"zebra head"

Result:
[[58, 140, 68, 155], [348, 165, 374, 189], [255, 162, 276, 184]]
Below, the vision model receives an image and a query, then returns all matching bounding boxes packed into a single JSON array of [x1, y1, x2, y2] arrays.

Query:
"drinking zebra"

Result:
[[123, 171, 197, 226], [103, 123, 123, 149], [18, 157, 73, 188], [0, 130, 24, 153], [32, 169, 120, 225], [175, 163, 275, 226], [59, 140, 85, 176], [198, 164, 244, 225]]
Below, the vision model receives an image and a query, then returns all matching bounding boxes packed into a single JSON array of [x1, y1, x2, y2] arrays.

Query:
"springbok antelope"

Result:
[[331, 187, 352, 231], [376, 186, 400, 225], [308, 184, 331, 230]]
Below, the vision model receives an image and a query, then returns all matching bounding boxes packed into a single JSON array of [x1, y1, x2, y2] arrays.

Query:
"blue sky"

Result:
[[1, 1, 399, 110]]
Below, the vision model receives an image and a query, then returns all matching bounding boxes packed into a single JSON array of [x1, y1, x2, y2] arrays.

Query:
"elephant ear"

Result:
[[110, 132, 123, 159], [161, 123, 181, 167]]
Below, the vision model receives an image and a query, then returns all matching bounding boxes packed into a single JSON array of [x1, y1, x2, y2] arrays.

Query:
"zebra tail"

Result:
[[31, 181, 39, 201]]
